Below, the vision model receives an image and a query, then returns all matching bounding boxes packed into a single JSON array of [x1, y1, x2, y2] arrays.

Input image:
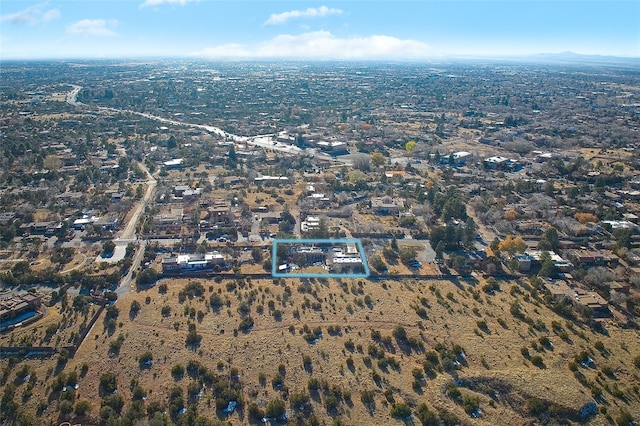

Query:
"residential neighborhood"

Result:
[[0, 60, 639, 426]]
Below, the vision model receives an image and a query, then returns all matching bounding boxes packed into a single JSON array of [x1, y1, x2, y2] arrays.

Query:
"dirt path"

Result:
[[119, 162, 156, 240], [60, 253, 88, 274]]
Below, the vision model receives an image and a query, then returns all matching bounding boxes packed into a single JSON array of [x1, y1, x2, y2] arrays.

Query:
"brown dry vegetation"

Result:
[[2, 274, 639, 425]]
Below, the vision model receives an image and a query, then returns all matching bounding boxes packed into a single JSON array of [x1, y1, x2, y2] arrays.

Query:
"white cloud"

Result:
[[259, 31, 430, 59], [42, 9, 61, 22], [193, 31, 432, 60], [0, 3, 60, 26], [265, 5, 342, 26], [140, 0, 199, 8], [66, 19, 118, 37]]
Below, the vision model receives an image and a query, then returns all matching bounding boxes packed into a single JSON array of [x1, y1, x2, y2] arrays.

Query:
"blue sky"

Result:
[[1, 1, 638, 60]]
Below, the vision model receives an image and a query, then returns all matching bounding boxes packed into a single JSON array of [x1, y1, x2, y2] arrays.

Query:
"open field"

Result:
[[2, 275, 639, 425]]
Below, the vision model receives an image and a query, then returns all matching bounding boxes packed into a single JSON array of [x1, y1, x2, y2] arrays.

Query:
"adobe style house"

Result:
[[371, 196, 404, 215], [0, 292, 42, 331], [207, 199, 233, 225]]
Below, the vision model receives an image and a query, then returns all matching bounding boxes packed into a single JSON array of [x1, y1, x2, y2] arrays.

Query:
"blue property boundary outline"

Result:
[[272, 238, 370, 278]]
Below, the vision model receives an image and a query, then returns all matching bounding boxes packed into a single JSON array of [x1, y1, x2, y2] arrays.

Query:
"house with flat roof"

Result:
[[330, 256, 364, 274], [153, 207, 184, 234], [20, 221, 62, 236], [317, 140, 348, 155], [384, 170, 408, 179], [371, 196, 404, 215], [603, 220, 636, 230], [94, 216, 119, 231], [254, 175, 289, 184], [0, 292, 42, 330], [543, 281, 610, 318], [72, 216, 95, 230], [301, 216, 321, 233], [484, 156, 519, 171], [449, 151, 472, 166], [163, 158, 184, 169], [207, 200, 232, 225], [162, 252, 226, 273], [573, 289, 610, 317], [524, 250, 573, 272], [295, 246, 326, 264], [544, 280, 573, 302]]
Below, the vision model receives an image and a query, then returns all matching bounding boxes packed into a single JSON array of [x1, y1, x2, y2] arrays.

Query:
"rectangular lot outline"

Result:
[[272, 238, 370, 279]]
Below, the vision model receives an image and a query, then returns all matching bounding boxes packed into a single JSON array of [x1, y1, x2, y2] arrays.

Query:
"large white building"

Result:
[[484, 156, 509, 169], [450, 151, 472, 165], [163, 158, 184, 168], [162, 252, 226, 272]]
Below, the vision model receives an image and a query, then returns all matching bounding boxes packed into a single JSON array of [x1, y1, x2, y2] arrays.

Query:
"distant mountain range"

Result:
[[513, 51, 640, 66]]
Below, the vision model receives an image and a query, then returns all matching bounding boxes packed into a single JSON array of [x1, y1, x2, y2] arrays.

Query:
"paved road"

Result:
[[95, 106, 349, 163], [59, 84, 351, 299], [466, 207, 497, 249], [120, 162, 156, 240], [290, 205, 301, 237], [65, 85, 83, 106], [65, 84, 353, 164], [64, 85, 301, 159], [111, 159, 157, 297]]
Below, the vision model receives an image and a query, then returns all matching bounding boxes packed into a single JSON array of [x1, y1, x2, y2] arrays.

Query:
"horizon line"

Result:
[[1, 51, 639, 63]]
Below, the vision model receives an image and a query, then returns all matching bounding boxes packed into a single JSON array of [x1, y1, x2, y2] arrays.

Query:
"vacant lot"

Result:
[[2, 275, 639, 425]]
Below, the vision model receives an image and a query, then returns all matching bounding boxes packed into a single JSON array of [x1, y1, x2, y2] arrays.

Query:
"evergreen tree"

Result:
[[463, 217, 478, 248], [435, 241, 445, 260], [391, 236, 399, 252], [538, 252, 557, 278], [167, 136, 177, 150], [538, 227, 559, 251], [490, 237, 500, 254], [227, 145, 237, 168]]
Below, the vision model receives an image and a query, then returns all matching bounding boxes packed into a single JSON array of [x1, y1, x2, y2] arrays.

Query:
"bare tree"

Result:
[[527, 194, 556, 219], [550, 216, 582, 237], [352, 154, 371, 172], [583, 266, 617, 287]]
